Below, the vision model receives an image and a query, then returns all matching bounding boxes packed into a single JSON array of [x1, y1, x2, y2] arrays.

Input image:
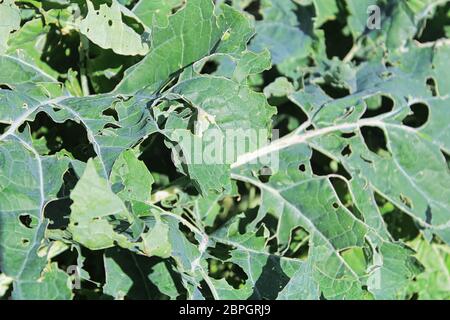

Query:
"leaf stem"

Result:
[[198, 268, 219, 300], [79, 35, 90, 96], [343, 41, 360, 63], [231, 116, 417, 168]]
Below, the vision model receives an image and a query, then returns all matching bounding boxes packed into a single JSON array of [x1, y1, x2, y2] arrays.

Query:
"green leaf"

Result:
[[345, 0, 378, 38], [12, 263, 73, 300], [312, 0, 338, 27], [132, 0, 183, 27], [141, 216, 172, 258], [79, 0, 150, 56], [115, 0, 254, 94], [250, 0, 313, 66], [68, 159, 135, 250], [104, 247, 180, 299], [0, 127, 71, 299], [161, 76, 275, 194], [404, 237, 450, 299], [0, 0, 21, 54], [111, 149, 154, 203], [1, 0, 449, 301]]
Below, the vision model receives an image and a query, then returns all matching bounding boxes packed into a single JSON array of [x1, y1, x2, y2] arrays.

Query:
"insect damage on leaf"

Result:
[[0, 0, 449, 301]]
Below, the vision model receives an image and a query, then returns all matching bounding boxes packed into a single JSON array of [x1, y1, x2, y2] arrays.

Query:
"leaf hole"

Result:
[[317, 82, 350, 99], [426, 77, 437, 97], [178, 221, 199, 245], [199, 60, 219, 75], [248, 255, 290, 299], [0, 123, 9, 135], [208, 242, 233, 261], [298, 164, 306, 172], [208, 258, 248, 289], [375, 192, 420, 241], [257, 166, 272, 183], [339, 247, 367, 276], [402, 103, 429, 128], [19, 214, 36, 229], [102, 123, 121, 130], [310, 149, 351, 180], [45, 197, 73, 230], [360, 155, 373, 164], [255, 214, 279, 253], [341, 144, 352, 157], [236, 206, 260, 234], [284, 227, 309, 259], [362, 95, 394, 118], [361, 126, 391, 157], [102, 107, 119, 121], [139, 134, 183, 184], [0, 84, 13, 90]]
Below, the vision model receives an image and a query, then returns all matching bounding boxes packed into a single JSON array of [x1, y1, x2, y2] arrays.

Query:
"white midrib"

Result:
[[231, 116, 450, 230], [11, 134, 46, 283], [230, 173, 361, 280], [12, 134, 45, 216], [2, 55, 58, 82], [0, 96, 67, 143], [231, 118, 410, 168], [0, 97, 110, 180]]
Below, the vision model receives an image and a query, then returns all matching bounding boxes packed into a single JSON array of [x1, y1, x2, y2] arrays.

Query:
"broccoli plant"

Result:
[[0, 0, 449, 300]]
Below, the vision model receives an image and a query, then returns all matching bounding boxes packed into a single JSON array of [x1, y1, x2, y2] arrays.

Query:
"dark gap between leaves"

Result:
[[139, 133, 183, 183], [321, 19, 353, 60], [374, 192, 420, 241], [273, 100, 309, 137], [415, 3, 450, 43], [208, 258, 248, 290], [23, 111, 95, 161], [244, 0, 263, 21], [208, 242, 234, 261]]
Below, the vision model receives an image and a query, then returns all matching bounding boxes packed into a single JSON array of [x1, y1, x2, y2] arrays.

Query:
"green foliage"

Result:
[[0, 0, 449, 300]]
